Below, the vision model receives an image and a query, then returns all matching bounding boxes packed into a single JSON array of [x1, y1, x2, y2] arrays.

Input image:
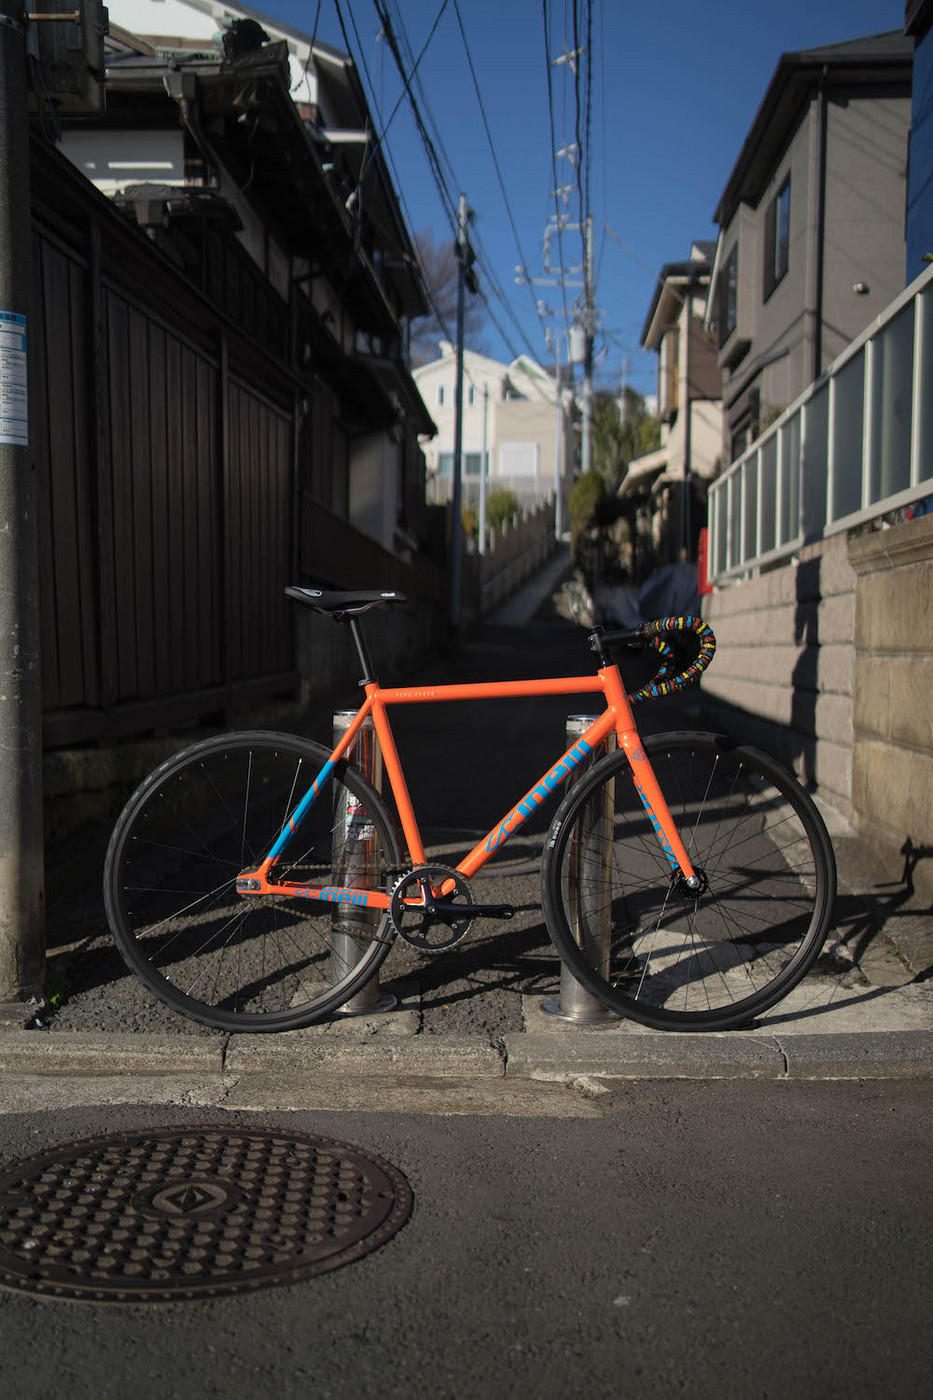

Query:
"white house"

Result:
[[413, 344, 575, 514]]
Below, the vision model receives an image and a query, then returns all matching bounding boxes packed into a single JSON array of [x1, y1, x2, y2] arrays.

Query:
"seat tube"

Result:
[[329, 709, 396, 1016]]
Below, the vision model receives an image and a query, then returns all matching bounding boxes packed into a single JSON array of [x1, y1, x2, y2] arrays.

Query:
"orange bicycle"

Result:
[[104, 588, 836, 1034]]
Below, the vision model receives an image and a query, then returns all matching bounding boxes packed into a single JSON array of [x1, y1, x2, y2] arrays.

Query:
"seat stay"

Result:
[[260, 697, 375, 867]]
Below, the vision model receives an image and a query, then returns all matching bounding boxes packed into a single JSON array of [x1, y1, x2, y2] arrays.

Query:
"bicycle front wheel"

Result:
[[541, 733, 836, 1031], [104, 732, 401, 1032]]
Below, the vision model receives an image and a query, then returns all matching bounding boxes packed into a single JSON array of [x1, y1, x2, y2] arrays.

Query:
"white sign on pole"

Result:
[[0, 311, 28, 448]]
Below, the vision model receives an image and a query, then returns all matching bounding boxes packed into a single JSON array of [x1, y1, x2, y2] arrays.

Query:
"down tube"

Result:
[[458, 710, 618, 879]]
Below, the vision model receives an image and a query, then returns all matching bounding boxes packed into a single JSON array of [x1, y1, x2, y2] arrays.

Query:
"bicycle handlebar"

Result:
[[596, 615, 717, 705]]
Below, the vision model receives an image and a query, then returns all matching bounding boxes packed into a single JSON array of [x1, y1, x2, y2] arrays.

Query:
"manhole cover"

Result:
[[0, 1126, 413, 1303]]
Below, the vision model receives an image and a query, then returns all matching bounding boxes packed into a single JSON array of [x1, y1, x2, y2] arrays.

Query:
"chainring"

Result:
[[389, 865, 474, 952]]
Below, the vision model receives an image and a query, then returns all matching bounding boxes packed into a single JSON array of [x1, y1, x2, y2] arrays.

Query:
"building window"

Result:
[[467, 385, 476, 406], [764, 177, 791, 299], [438, 452, 482, 476], [437, 384, 446, 406], [718, 244, 738, 345]]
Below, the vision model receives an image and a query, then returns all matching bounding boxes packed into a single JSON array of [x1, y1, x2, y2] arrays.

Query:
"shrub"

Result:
[[568, 471, 605, 555], [486, 488, 520, 533]]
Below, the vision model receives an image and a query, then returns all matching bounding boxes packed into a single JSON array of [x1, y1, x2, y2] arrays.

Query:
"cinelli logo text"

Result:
[[292, 885, 370, 906], [486, 740, 593, 851]]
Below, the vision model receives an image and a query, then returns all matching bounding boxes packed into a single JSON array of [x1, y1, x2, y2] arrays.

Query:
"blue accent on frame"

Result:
[[267, 760, 335, 860]]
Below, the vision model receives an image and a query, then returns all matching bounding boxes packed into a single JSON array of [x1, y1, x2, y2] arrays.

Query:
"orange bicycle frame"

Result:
[[241, 663, 698, 908]]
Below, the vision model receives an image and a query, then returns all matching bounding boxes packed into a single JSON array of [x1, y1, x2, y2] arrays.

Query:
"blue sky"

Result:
[[269, 0, 906, 394]]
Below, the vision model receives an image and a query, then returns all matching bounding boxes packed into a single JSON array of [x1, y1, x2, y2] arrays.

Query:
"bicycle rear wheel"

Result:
[[104, 731, 401, 1032], [541, 732, 836, 1031]]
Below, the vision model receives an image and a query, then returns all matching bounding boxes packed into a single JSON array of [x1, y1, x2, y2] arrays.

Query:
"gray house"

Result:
[[708, 32, 913, 465], [701, 27, 933, 904]]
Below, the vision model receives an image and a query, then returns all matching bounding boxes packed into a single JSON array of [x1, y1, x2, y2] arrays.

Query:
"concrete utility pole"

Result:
[[0, 0, 46, 1019], [550, 330, 564, 539], [448, 192, 474, 640], [478, 382, 488, 555], [579, 214, 595, 478]]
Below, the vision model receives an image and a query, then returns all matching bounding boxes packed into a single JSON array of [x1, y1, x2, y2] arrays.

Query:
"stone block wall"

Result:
[[849, 514, 933, 901], [461, 497, 557, 622], [701, 532, 857, 818]]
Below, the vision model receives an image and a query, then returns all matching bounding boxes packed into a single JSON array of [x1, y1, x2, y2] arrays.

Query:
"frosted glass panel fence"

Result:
[[708, 267, 933, 583]]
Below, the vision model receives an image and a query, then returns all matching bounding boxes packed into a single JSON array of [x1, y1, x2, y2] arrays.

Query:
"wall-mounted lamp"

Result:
[[853, 282, 870, 295]]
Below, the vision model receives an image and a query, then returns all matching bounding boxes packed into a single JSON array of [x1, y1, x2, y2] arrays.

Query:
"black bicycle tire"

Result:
[[541, 732, 836, 1031], [104, 730, 401, 1032]]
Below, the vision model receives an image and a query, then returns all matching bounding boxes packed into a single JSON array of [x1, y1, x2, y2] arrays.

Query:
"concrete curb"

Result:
[[224, 1033, 504, 1079], [779, 1031, 933, 1079], [0, 1032, 225, 1075], [504, 1032, 785, 1080], [504, 1030, 933, 1080], [0, 1028, 931, 1084]]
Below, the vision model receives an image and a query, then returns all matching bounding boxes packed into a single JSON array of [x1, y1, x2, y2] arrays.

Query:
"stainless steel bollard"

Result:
[[542, 715, 618, 1024], [329, 710, 397, 1016]]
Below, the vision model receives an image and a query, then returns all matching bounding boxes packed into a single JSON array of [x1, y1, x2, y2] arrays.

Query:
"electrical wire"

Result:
[[450, 0, 552, 351], [358, 0, 453, 192], [369, 0, 459, 232], [372, 0, 545, 368], [319, 0, 469, 376], [541, 0, 575, 367], [381, 0, 543, 369], [329, 0, 558, 379]]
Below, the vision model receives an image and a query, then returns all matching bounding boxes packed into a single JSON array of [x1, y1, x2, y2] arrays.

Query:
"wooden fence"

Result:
[[30, 139, 434, 752]]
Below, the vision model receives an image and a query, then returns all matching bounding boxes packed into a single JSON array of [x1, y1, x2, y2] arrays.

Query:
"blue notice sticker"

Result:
[[0, 311, 28, 447]]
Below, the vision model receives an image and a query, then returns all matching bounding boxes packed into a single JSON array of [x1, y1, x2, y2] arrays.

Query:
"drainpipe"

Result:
[[813, 66, 829, 382]]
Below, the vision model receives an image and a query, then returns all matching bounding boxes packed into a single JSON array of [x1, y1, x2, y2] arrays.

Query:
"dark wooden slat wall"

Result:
[[35, 193, 299, 750], [226, 378, 292, 684]]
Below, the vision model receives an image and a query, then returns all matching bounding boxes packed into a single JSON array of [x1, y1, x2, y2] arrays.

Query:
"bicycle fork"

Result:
[[599, 666, 702, 891]]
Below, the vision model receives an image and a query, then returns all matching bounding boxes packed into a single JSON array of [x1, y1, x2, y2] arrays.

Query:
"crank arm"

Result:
[[424, 901, 515, 921]]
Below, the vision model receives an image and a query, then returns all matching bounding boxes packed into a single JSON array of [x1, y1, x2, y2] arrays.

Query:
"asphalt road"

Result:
[[0, 1078, 929, 1400]]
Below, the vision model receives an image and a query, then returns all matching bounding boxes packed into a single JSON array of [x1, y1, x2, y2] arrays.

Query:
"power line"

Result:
[[541, 0, 574, 349], [369, 0, 459, 232], [358, 0, 452, 190], [374, 0, 545, 367], [337, 0, 548, 372], [450, 0, 552, 349], [329, 0, 465, 364]]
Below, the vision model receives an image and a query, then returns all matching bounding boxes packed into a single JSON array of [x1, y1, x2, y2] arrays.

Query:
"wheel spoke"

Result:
[[106, 734, 399, 1031], [545, 737, 833, 1030]]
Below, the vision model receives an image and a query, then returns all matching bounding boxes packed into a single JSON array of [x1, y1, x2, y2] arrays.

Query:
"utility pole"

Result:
[[545, 324, 566, 540], [0, 0, 46, 1020], [579, 214, 595, 478], [478, 382, 488, 555], [448, 193, 475, 640]]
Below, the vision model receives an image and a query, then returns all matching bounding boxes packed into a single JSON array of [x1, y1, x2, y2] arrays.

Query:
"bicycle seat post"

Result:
[[346, 613, 377, 687]]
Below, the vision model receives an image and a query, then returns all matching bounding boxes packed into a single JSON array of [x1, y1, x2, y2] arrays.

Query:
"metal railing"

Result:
[[708, 264, 933, 583]]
